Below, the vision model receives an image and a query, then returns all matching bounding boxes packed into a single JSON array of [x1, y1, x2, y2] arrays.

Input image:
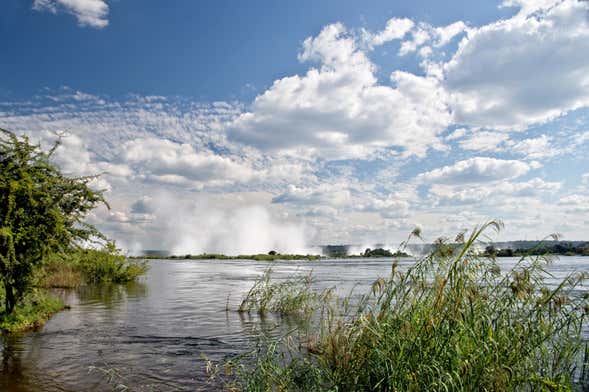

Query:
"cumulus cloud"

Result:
[[558, 194, 589, 213], [417, 157, 533, 184], [229, 22, 452, 158], [123, 137, 257, 186], [33, 0, 110, 28], [399, 21, 468, 56], [428, 177, 561, 205], [362, 18, 415, 47], [507, 135, 563, 159], [444, 0, 589, 129], [458, 131, 509, 152]]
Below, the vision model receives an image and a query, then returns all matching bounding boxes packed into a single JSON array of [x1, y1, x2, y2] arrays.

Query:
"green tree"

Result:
[[0, 129, 106, 314]]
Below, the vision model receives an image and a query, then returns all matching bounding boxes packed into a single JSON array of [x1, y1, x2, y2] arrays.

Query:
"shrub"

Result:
[[77, 244, 147, 284]]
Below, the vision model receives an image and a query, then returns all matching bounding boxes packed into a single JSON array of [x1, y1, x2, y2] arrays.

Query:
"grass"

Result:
[[238, 267, 333, 317], [0, 244, 149, 333], [37, 245, 148, 288], [228, 221, 589, 391], [0, 289, 65, 333]]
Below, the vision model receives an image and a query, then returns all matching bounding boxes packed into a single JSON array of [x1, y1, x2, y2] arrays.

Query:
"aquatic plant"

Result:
[[232, 221, 589, 391], [238, 267, 333, 317]]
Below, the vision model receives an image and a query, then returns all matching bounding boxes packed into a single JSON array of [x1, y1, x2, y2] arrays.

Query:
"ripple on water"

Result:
[[0, 256, 587, 391]]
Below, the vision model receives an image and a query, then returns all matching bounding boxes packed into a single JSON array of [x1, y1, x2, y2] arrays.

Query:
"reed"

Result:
[[232, 221, 589, 391], [238, 267, 333, 317]]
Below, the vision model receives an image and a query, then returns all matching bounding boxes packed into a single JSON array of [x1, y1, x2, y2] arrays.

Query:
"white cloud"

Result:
[[33, 0, 110, 28], [399, 21, 468, 56], [458, 131, 509, 152], [229, 22, 452, 158], [558, 193, 589, 213], [123, 137, 256, 186], [428, 177, 561, 206], [507, 134, 563, 159], [558, 194, 589, 205], [362, 18, 414, 47], [445, 0, 589, 129], [445, 127, 468, 141], [417, 157, 533, 184]]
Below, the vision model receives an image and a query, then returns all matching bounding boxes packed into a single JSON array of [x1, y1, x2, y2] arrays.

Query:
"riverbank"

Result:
[[0, 248, 147, 334], [0, 290, 65, 333]]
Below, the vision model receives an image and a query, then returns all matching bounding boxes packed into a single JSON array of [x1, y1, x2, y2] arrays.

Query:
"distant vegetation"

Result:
[[136, 248, 412, 260], [485, 241, 589, 257], [0, 129, 146, 332], [218, 222, 588, 391], [360, 247, 411, 258]]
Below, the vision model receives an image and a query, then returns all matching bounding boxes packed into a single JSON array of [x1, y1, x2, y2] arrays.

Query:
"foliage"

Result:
[[0, 129, 106, 314], [0, 288, 64, 333], [36, 252, 84, 288], [232, 222, 589, 391], [77, 244, 147, 283], [37, 244, 147, 287], [361, 247, 410, 258]]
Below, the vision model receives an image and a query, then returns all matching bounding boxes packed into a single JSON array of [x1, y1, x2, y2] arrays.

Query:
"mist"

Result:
[[132, 192, 314, 255]]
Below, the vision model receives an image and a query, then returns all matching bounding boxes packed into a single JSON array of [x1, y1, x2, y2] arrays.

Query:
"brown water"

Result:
[[1, 256, 587, 391]]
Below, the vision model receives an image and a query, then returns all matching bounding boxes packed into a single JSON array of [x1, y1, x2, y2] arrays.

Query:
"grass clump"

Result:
[[232, 221, 589, 391], [0, 289, 64, 333], [239, 268, 332, 317]]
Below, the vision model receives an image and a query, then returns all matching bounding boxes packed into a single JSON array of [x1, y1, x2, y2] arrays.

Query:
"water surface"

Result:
[[1, 256, 587, 391]]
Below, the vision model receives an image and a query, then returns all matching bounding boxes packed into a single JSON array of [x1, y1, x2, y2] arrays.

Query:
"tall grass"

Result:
[[231, 222, 589, 391], [239, 268, 333, 317], [36, 244, 147, 288]]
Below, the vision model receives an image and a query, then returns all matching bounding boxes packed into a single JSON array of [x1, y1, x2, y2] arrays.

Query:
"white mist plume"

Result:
[[136, 192, 313, 255]]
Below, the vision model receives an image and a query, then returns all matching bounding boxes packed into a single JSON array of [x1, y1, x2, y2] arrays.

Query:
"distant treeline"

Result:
[[485, 241, 589, 257]]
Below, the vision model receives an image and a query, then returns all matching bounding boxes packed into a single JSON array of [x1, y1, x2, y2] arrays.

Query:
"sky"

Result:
[[1, 0, 589, 254]]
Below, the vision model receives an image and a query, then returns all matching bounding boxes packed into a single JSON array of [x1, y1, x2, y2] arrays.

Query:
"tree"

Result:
[[0, 129, 106, 314]]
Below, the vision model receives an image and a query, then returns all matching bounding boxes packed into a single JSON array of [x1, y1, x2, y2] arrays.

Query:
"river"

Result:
[[1, 256, 587, 391]]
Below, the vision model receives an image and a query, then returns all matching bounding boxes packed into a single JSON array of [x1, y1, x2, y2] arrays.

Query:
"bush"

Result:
[[77, 245, 148, 284], [36, 244, 147, 287]]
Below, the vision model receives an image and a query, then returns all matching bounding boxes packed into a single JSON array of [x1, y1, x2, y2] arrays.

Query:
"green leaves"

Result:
[[0, 128, 107, 314]]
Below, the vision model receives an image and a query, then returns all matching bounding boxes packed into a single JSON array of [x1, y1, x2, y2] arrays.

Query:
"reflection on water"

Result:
[[0, 256, 587, 391]]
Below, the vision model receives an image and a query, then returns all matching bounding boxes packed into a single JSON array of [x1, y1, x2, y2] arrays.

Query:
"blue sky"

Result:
[[1, 0, 589, 254]]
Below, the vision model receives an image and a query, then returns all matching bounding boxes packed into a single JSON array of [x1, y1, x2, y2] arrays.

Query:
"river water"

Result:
[[1, 256, 587, 391]]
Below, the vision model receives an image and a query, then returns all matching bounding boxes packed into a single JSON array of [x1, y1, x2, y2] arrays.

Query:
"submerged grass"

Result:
[[230, 221, 589, 391], [238, 268, 333, 317]]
